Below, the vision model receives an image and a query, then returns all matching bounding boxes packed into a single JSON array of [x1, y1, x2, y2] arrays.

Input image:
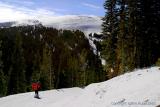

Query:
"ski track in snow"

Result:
[[1, 67, 160, 107]]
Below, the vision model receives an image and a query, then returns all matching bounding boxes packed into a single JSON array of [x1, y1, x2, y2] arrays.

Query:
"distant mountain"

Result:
[[0, 15, 102, 35], [0, 15, 102, 55], [0, 20, 41, 28], [12, 20, 42, 26], [0, 22, 16, 28], [42, 15, 102, 35]]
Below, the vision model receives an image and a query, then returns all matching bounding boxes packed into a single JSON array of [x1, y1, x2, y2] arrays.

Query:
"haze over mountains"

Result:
[[0, 15, 102, 35]]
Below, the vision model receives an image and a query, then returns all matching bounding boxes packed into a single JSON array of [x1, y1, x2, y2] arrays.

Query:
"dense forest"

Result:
[[0, 26, 105, 96], [101, 0, 160, 78]]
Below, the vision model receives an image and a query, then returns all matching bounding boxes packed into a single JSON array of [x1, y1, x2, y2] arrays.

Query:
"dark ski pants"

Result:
[[35, 90, 39, 98]]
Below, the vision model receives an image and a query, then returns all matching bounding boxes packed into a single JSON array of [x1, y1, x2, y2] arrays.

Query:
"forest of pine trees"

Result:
[[0, 26, 105, 96], [101, 0, 160, 79]]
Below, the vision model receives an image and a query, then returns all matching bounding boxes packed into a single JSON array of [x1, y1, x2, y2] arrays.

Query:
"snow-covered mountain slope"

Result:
[[0, 20, 42, 28], [12, 20, 42, 26], [0, 15, 102, 35], [1, 67, 160, 107], [48, 16, 102, 38]]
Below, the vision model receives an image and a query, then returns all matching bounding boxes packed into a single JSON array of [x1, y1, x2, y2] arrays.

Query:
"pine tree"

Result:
[[79, 49, 88, 86], [101, 0, 119, 78], [67, 56, 79, 87], [116, 0, 129, 74], [7, 31, 26, 94], [0, 40, 7, 96], [39, 43, 53, 90], [127, 0, 160, 68], [141, 0, 160, 66], [101, 0, 160, 77]]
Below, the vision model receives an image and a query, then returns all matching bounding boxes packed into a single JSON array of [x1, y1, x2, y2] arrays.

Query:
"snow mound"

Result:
[[1, 67, 160, 107]]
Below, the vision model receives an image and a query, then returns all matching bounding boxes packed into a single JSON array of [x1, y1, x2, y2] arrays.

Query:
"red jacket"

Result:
[[32, 83, 41, 91]]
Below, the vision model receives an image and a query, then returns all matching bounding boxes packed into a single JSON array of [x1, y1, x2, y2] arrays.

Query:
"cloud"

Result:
[[0, 1, 58, 22], [53, 8, 68, 12], [19, 1, 34, 6], [0, 2, 31, 22], [12, 0, 34, 6], [1, 0, 34, 6], [82, 3, 101, 9]]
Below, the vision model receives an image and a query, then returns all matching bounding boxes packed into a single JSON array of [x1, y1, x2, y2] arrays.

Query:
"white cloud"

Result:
[[2, 0, 34, 6], [82, 3, 101, 9], [0, 3, 31, 22], [18, 1, 34, 6], [0, 1, 58, 22], [54, 8, 68, 12]]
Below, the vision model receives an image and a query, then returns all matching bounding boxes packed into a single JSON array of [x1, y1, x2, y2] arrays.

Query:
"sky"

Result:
[[0, 0, 105, 22]]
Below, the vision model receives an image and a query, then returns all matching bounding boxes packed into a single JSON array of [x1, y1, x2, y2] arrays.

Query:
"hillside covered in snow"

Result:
[[1, 67, 160, 107], [0, 15, 102, 35]]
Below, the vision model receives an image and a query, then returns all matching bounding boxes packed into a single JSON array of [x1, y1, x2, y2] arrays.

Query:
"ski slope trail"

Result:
[[1, 67, 160, 107]]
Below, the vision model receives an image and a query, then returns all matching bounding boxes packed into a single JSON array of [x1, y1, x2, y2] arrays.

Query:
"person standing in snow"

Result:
[[32, 82, 41, 98]]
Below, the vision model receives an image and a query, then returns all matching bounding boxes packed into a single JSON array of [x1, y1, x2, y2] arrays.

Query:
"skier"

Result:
[[32, 82, 41, 99]]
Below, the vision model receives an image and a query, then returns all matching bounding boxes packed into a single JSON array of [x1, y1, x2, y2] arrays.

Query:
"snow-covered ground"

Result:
[[1, 67, 160, 107]]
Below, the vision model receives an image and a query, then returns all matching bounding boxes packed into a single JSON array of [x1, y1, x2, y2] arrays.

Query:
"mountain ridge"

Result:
[[0, 15, 102, 35]]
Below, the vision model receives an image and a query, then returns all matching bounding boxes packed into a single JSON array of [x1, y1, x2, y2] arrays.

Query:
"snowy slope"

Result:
[[41, 15, 102, 35], [0, 15, 102, 35], [1, 67, 160, 107], [12, 20, 42, 26]]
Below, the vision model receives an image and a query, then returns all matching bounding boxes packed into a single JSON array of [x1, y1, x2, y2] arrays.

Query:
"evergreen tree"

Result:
[[7, 31, 26, 94], [101, 0, 119, 78], [67, 56, 79, 87], [39, 43, 53, 90], [0, 40, 7, 96], [116, 0, 129, 74], [101, 0, 160, 78], [79, 49, 88, 86]]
